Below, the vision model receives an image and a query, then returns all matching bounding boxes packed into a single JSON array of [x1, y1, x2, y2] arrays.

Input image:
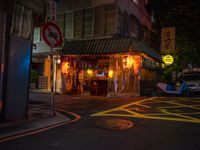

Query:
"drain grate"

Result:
[[96, 118, 134, 130]]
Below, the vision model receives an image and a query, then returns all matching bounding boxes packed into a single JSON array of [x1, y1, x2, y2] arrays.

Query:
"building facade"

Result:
[[32, 0, 160, 96]]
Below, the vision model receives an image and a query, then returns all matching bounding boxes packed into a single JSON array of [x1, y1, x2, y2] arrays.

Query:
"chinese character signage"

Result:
[[49, 0, 57, 22], [161, 27, 175, 54]]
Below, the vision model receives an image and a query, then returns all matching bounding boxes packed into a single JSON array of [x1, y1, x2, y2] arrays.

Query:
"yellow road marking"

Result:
[[91, 97, 156, 116], [159, 108, 199, 121], [94, 113, 200, 124], [163, 101, 200, 110], [158, 105, 200, 109], [136, 103, 151, 108], [91, 97, 200, 124], [121, 108, 144, 117]]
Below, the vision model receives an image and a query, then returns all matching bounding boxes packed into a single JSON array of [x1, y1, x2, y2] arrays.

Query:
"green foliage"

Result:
[[161, 65, 173, 82], [148, 0, 200, 68], [30, 69, 39, 83]]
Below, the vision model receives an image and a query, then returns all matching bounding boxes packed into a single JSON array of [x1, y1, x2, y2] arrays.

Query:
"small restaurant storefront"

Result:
[[60, 37, 160, 96]]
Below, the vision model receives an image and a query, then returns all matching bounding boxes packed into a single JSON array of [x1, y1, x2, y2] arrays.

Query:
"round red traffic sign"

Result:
[[42, 22, 63, 48]]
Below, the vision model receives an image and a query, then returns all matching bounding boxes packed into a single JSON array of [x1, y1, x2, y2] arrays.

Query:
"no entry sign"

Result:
[[42, 22, 63, 48]]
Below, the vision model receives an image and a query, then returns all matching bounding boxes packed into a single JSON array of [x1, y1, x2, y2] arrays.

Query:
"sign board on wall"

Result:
[[161, 27, 175, 54]]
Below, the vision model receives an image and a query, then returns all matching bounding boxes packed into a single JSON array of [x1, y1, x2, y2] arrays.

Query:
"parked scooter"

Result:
[[157, 80, 192, 96]]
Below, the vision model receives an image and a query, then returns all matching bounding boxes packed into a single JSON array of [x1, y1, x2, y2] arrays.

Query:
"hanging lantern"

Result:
[[61, 62, 70, 74], [123, 55, 133, 68], [108, 69, 114, 78], [133, 56, 142, 74], [87, 69, 93, 76]]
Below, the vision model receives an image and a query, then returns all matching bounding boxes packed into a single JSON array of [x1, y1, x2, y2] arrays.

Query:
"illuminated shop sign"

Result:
[[162, 55, 174, 65]]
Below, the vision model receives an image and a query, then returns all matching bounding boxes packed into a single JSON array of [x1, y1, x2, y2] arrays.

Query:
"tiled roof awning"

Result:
[[60, 37, 161, 61]]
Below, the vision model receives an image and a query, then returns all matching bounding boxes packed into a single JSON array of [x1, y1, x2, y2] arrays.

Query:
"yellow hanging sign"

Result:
[[161, 27, 175, 54]]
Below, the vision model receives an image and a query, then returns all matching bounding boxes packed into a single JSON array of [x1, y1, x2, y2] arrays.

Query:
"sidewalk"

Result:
[[0, 99, 73, 142], [0, 91, 135, 142]]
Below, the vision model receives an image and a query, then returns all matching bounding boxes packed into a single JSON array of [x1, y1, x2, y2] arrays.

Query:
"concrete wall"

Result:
[[17, 0, 47, 15], [116, 0, 152, 30], [4, 35, 31, 121], [33, 41, 51, 54], [57, 0, 114, 13]]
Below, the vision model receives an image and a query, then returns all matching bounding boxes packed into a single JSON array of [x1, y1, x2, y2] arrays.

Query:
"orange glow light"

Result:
[[123, 55, 134, 68], [87, 69, 93, 76], [133, 56, 142, 74], [108, 70, 113, 78], [61, 62, 70, 74]]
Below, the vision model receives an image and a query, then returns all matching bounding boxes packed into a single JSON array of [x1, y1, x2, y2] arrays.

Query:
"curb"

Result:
[[0, 109, 81, 143]]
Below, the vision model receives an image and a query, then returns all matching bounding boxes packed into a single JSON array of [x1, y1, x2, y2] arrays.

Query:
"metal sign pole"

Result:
[[51, 42, 55, 116], [42, 22, 63, 117], [54, 52, 58, 94]]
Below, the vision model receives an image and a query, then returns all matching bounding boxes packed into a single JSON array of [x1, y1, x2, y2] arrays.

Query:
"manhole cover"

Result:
[[96, 119, 134, 130]]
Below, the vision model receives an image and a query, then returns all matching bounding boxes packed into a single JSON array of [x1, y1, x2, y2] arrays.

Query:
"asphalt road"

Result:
[[0, 94, 200, 150]]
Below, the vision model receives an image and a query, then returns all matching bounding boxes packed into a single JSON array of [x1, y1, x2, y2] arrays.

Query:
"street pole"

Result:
[[51, 43, 55, 116]]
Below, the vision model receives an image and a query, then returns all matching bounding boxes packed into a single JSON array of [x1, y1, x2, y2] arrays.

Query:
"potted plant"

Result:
[[29, 69, 39, 90]]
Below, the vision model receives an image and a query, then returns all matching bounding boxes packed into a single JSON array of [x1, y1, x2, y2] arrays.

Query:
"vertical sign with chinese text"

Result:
[[49, 0, 57, 22], [161, 27, 175, 54]]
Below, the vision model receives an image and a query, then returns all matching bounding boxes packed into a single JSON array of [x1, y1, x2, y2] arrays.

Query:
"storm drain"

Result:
[[96, 119, 134, 130]]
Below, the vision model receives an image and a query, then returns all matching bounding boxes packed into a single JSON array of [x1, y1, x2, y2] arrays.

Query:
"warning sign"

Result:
[[42, 22, 63, 48]]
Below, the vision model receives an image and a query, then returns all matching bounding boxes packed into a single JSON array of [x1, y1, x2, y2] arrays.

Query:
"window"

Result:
[[105, 4, 117, 35], [119, 11, 129, 36], [57, 14, 65, 36], [74, 10, 83, 38], [11, 3, 33, 40], [130, 16, 139, 38], [94, 6, 105, 36], [84, 8, 94, 37], [33, 27, 40, 42], [65, 12, 73, 39], [151, 12, 155, 23]]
